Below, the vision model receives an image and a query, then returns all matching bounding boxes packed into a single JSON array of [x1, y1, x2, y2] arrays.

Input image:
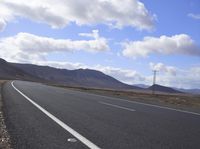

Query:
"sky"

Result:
[[0, 0, 200, 89]]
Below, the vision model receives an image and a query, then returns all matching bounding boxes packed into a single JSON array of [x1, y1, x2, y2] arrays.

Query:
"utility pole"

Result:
[[152, 70, 157, 95]]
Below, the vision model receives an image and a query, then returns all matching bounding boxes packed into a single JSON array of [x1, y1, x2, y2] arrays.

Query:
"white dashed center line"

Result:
[[99, 101, 136, 112]]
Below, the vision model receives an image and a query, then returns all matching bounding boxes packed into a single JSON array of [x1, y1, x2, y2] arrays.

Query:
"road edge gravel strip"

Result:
[[0, 81, 12, 149]]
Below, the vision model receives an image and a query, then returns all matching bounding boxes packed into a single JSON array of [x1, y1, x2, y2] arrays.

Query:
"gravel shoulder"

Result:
[[0, 80, 12, 149]]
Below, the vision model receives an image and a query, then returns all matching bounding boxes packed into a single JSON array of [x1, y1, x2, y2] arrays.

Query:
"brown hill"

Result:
[[148, 84, 182, 94]]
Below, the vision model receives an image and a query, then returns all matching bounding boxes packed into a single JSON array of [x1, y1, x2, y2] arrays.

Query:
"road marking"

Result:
[[99, 101, 135, 112], [78, 91, 200, 116], [101, 95, 200, 116], [67, 138, 77, 143], [11, 81, 101, 149]]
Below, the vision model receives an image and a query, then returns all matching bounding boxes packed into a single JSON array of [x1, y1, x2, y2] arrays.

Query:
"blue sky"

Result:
[[0, 0, 200, 89]]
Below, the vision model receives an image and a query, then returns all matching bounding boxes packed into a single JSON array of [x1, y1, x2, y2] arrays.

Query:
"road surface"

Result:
[[2, 80, 200, 149]]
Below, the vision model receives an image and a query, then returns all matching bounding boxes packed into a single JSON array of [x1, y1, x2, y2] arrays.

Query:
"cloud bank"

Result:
[[122, 34, 200, 58], [0, 0, 155, 31], [0, 30, 109, 62]]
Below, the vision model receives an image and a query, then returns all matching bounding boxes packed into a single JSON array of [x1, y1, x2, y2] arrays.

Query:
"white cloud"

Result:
[[93, 65, 145, 84], [188, 13, 200, 20], [0, 30, 109, 62], [149, 62, 176, 76], [122, 34, 200, 58], [0, 0, 155, 31], [147, 63, 200, 89], [0, 19, 6, 32], [190, 67, 200, 77], [79, 30, 99, 39], [154, 69, 200, 89]]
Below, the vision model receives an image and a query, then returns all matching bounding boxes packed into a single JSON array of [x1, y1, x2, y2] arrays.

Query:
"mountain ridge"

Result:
[[0, 58, 197, 94], [0, 58, 140, 90], [0, 58, 42, 81]]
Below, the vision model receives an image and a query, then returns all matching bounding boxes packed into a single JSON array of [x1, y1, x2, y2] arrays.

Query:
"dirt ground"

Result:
[[0, 80, 12, 149]]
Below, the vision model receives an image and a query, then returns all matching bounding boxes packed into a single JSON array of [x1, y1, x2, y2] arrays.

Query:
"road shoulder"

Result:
[[0, 80, 12, 149]]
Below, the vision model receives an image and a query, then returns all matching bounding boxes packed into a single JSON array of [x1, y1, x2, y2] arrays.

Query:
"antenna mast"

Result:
[[152, 70, 157, 94]]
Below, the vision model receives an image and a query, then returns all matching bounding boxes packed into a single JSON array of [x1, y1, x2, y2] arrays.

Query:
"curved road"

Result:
[[2, 80, 200, 149]]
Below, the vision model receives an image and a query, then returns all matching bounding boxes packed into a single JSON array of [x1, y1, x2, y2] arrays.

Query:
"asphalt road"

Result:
[[2, 80, 200, 149]]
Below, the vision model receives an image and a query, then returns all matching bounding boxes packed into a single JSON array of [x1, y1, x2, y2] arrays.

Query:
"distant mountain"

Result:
[[174, 88, 200, 95], [0, 58, 41, 81], [134, 84, 150, 88], [12, 63, 140, 89], [0, 59, 139, 90], [148, 84, 182, 94], [1, 58, 198, 93]]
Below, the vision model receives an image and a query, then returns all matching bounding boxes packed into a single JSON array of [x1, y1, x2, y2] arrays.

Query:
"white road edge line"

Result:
[[99, 101, 135, 112], [11, 81, 101, 149]]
